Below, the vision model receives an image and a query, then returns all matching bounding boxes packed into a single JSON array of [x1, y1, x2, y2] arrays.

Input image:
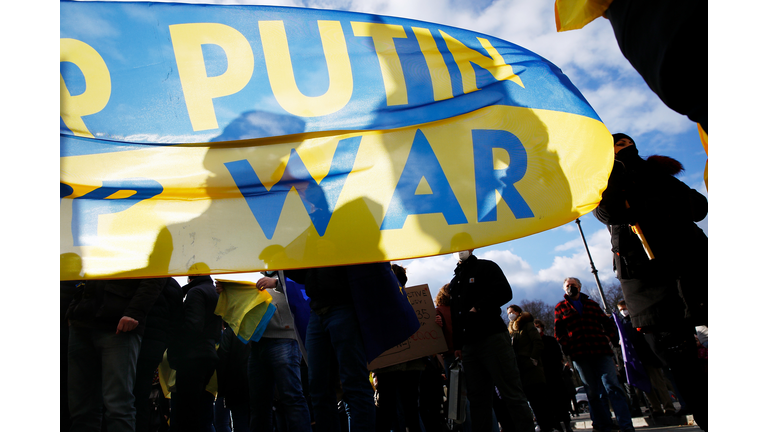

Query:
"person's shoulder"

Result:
[[474, 257, 503, 271]]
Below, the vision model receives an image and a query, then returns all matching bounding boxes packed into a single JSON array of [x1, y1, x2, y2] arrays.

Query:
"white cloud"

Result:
[[553, 237, 581, 252], [580, 82, 690, 137], [394, 254, 456, 299]]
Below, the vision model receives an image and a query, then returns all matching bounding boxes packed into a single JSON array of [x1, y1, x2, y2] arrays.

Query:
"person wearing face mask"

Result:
[[448, 249, 535, 432], [554, 278, 634, 432], [616, 301, 676, 418], [593, 133, 708, 430]]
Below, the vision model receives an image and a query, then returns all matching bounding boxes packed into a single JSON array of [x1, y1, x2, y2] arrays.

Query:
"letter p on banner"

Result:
[[71, 179, 163, 247], [170, 23, 255, 131]]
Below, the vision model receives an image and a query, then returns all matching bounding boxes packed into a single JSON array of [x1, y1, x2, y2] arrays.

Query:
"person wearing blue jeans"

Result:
[[280, 263, 418, 432], [250, 274, 313, 432], [305, 304, 375, 432], [573, 355, 634, 431], [248, 338, 311, 431], [279, 265, 378, 432], [555, 278, 634, 432]]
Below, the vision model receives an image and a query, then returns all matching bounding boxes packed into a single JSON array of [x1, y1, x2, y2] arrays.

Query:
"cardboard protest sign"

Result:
[[368, 284, 448, 370]]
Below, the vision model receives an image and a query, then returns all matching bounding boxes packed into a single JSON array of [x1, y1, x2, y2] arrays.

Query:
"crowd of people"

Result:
[[61, 233, 707, 432]]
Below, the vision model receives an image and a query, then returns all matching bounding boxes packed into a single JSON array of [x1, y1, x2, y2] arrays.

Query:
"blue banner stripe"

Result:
[[61, 1, 599, 145]]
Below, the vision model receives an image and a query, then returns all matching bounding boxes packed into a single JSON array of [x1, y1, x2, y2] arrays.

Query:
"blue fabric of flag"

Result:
[[348, 262, 420, 363], [284, 276, 312, 349], [613, 312, 651, 394]]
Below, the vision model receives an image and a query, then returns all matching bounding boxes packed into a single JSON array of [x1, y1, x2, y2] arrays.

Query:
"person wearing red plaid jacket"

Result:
[[554, 277, 634, 432]]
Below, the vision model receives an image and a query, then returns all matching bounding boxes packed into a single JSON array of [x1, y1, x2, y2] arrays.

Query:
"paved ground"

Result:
[[564, 402, 701, 431]]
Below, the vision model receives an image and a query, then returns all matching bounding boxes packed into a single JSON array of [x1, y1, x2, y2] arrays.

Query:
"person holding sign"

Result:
[[448, 249, 535, 432]]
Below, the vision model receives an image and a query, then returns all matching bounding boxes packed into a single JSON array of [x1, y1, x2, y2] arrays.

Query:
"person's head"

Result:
[[391, 264, 407, 287], [187, 262, 211, 283], [617, 300, 630, 317], [612, 133, 635, 154], [507, 304, 522, 322], [453, 249, 474, 262], [563, 277, 581, 299], [436, 284, 451, 307], [533, 319, 545, 336]]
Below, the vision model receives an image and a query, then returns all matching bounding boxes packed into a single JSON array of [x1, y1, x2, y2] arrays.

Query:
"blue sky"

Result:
[[144, 0, 709, 308]]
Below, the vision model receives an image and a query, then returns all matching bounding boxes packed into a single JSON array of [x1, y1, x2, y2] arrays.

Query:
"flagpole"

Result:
[[575, 218, 610, 313]]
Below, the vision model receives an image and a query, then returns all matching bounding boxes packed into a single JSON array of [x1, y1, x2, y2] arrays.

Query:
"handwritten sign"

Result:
[[368, 284, 448, 370]]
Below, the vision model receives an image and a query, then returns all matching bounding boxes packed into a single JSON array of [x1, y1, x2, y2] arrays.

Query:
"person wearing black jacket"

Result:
[[217, 323, 251, 431], [593, 133, 708, 430], [66, 277, 166, 432], [134, 278, 183, 432], [448, 249, 534, 432], [534, 319, 573, 432], [168, 274, 222, 432]]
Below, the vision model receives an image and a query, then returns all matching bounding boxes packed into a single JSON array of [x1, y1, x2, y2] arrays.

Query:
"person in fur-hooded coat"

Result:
[[592, 133, 708, 430], [508, 306, 559, 432], [508, 308, 545, 388], [593, 133, 708, 330]]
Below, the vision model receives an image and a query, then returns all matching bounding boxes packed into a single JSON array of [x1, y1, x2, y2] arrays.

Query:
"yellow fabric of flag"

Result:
[[555, 0, 614, 32], [698, 123, 708, 190], [214, 279, 274, 341]]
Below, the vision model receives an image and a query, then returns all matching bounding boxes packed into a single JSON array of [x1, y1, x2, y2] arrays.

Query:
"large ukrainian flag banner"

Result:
[[60, 1, 613, 280]]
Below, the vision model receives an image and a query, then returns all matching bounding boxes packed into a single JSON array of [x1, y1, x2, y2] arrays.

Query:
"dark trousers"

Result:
[[523, 384, 558, 432], [375, 370, 422, 432], [134, 339, 167, 432], [462, 332, 534, 432], [62, 325, 72, 431], [645, 327, 707, 429], [175, 358, 216, 432]]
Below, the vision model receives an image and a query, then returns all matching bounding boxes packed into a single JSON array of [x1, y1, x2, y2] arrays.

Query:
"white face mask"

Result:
[[454, 250, 472, 261], [620, 309, 630, 317], [508, 313, 518, 322]]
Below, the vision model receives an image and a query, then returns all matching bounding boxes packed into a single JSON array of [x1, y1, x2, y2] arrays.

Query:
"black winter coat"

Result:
[[168, 276, 221, 367], [593, 146, 707, 328], [449, 255, 512, 350], [66, 278, 166, 336], [284, 266, 353, 312], [540, 334, 566, 391], [142, 278, 184, 345]]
